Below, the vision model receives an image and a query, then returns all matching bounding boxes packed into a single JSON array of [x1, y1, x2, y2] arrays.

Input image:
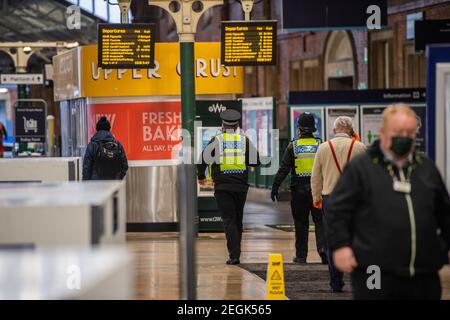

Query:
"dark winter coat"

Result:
[[327, 140, 450, 276], [82, 130, 128, 180]]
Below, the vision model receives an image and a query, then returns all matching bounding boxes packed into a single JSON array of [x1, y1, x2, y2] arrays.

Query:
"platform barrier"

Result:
[[0, 247, 134, 299], [0, 181, 126, 248], [0, 157, 82, 182]]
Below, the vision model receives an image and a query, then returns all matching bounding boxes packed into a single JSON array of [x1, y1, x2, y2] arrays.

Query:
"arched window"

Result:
[[324, 31, 356, 90]]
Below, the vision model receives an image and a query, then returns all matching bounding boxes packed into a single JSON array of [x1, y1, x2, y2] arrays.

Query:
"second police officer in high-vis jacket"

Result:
[[271, 113, 327, 264], [197, 109, 260, 265]]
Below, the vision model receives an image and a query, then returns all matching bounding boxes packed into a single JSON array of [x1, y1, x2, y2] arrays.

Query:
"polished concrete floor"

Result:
[[127, 189, 450, 300]]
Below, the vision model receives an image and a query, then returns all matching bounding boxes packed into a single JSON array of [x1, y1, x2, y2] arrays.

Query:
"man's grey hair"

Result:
[[334, 116, 353, 130]]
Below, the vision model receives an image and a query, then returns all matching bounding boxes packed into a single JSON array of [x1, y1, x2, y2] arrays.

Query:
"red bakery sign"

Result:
[[87, 101, 182, 162]]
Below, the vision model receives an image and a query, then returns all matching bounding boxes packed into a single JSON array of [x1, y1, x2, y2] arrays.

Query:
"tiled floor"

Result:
[[126, 190, 450, 300], [127, 228, 450, 300], [127, 227, 305, 300]]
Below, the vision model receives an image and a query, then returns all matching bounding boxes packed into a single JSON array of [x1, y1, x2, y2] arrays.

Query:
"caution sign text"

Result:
[[221, 20, 277, 66], [266, 253, 286, 300], [98, 23, 155, 69]]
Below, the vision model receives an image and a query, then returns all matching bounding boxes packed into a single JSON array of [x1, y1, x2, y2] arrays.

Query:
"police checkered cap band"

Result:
[[222, 120, 239, 125]]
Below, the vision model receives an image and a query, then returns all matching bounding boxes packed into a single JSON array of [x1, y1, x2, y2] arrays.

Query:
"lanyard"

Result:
[[387, 164, 413, 194]]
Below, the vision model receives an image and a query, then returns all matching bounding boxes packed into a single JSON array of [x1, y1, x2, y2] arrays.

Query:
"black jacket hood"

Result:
[[91, 130, 115, 143]]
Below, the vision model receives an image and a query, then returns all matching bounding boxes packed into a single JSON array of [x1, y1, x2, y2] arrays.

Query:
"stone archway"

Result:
[[324, 31, 356, 90]]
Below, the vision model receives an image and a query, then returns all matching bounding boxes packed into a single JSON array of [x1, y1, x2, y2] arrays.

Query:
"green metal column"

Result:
[[179, 40, 198, 300], [18, 85, 27, 99], [17, 84, 28, 154], [180, 41, 198, 222], [180, 42, 196, 149], [149, 0, 224, 301]]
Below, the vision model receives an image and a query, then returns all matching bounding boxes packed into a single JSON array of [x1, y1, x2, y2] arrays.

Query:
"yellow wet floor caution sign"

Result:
[[266, 253, 286, 300]]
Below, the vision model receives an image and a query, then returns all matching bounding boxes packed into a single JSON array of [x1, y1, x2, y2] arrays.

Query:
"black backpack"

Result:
[[95, 140, 122, 179]]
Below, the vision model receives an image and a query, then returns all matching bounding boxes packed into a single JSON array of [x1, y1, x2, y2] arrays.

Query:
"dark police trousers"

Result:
[[322, 195, 345, 291], [291, 186, 326, 259], [351, 268, 441, 300], [214, 190, 248, 260]]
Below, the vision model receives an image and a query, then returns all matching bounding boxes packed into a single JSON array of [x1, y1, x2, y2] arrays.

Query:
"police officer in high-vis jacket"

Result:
[[197, 109, 260, 265], [271, 113, 327, 264]]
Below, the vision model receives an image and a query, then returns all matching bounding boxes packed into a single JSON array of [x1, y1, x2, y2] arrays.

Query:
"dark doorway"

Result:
[[328, 77, 354, 90]]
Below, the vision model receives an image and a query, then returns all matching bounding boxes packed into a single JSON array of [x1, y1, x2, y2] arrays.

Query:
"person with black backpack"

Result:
[[82, 116, 128, 180]]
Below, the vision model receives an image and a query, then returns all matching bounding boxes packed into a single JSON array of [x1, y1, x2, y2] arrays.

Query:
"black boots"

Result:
[[292, 256, 307, 264], [293, 253, 328, 264], [319, 252, 328, 265], [226, 258, 240, 265]]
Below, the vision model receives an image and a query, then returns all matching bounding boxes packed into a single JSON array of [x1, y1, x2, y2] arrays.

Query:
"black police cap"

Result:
[[298, 112, 316, 131], [220, 109, 241, 125]]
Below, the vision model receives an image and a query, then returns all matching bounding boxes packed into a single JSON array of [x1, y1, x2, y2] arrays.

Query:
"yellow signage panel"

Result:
[[98, 23, 156, 69], [80, 42, 243, 97], [266, 253, 286, 300], [222, 21, 277, 66]]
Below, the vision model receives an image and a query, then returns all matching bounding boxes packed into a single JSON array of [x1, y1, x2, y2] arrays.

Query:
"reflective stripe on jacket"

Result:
[[216, 133, 247, 174], [293, 137, 320, 177]]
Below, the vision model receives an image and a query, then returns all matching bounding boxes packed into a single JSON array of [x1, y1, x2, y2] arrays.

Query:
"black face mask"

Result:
[[390, 136, 414, 157]]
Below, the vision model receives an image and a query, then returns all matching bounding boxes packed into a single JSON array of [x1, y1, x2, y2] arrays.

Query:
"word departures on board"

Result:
[[98, 23, 155, 69], [221, 20, 277, 66]]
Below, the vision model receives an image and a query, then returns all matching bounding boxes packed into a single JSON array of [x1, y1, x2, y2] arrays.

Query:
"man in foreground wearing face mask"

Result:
[[326, 104, 450, 299]]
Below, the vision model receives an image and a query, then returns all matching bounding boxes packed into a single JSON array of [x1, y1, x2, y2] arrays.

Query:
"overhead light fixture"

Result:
[[0, 88, 9, 93], [66, 42, 79, 49], [23, 46, 32, 54]]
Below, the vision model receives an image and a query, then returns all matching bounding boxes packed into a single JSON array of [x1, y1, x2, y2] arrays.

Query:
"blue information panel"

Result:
[[289, 89, 427, 153]]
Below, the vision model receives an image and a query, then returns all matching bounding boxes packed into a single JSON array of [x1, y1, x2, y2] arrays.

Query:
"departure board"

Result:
[[221, 21, 277, 66], [98, 23, 155, 69]]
